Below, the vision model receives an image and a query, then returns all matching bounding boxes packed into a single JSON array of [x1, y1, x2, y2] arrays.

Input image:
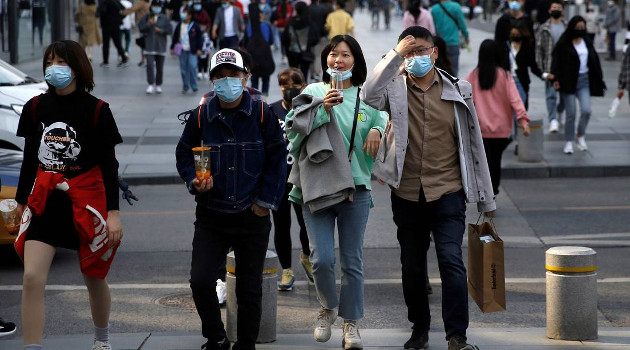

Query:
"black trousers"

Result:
[[286, 52, 310, 82], [482, 138, 511, 195], [391, 189, 468, 340], [190, 205, 271, 349], [101, 27, 126, 64], [272, 183, 310, 269]]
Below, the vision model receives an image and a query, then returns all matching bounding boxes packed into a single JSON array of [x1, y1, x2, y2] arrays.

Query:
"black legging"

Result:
[[102, 27, 127, 64], [272, 183, 310, 269], [482, 138, 511, 196]]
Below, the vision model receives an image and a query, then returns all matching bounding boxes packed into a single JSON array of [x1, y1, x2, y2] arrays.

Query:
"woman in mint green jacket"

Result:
[[285, 35, 387, 349]]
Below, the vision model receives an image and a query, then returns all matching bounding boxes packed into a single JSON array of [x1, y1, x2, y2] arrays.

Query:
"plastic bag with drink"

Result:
[[0, 199, 20, 235]]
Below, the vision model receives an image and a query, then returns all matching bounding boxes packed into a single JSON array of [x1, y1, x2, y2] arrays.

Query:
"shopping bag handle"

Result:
[[476, 213, 498, 233]]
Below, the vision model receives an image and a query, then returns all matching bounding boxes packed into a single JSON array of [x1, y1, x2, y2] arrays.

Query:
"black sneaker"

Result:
[[404, 329, 428, 349], [448, 334, 479, 350], [117, 58, 129, 67], [201, 337, 230, 350], [0, 318, 16, 337]]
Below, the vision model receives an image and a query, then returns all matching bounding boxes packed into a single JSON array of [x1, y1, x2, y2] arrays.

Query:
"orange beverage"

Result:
[[0, 199, 19, 236], [193, 146, 212, 181]]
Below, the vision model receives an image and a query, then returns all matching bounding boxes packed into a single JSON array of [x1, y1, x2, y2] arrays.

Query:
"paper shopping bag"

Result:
[[467, 220, 506, 313]]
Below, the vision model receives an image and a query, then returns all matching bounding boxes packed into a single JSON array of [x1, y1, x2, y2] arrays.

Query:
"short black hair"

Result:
[[43, 40, 94, 92], [321, 35, 367, 86], [398, 26, 434, 45], [336, 0, 346, 9], [549, 0, 564, 8]]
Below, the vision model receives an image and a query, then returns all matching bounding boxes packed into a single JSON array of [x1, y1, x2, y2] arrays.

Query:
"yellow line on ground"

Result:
[[521, 205, 630, 212], [121, 210, 194, 216]]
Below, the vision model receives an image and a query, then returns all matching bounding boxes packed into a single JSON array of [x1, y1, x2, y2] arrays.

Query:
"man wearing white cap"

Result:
[[176, 48, 287, 350]]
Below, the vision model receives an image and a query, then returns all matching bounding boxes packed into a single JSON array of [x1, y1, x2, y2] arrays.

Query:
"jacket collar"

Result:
[[437, 68, 466, 103], [205, 89, 254, 123]]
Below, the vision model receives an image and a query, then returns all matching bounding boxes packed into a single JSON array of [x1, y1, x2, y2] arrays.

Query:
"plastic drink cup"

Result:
[[330, 69, 344, 103], [193, 146, 212, 181], [0, 199, 20, 236]]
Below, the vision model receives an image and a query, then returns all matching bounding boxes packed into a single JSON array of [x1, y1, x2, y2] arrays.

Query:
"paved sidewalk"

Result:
[[13, 10, 630, 185], [1, 328, 630, 349]]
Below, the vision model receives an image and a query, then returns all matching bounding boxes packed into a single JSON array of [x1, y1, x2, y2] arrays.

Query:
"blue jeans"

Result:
[[179, 50, 198, 91], [391, 189, 468, 340], [545, 79, 565, 122], [608, 31, 617, 59], [446, 45, 460, 76], [512, 75, 527, 139], [301, 187, 371, 321], [561, 73, 591, 142]]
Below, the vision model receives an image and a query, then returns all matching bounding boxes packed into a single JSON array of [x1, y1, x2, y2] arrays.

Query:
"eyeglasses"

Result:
[[407, 46, 434, 57]]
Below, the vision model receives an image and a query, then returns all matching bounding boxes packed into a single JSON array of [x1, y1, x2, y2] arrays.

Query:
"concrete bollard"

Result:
[[226, 250, 279, 343], [546, 246, 598, 340], [518, 119, 544, 163]]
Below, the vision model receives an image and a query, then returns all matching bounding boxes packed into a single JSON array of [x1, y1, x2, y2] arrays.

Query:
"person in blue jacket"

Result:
[[175, 48, 287, 350], [171, 7, 204, 93]]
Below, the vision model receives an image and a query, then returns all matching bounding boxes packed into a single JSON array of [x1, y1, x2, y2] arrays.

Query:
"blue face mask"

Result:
[[180, 10, 188, 20], [187, 1, 193, 6], [214, 77, 244, 103], [151, 6, 162, 14], [326, 67, 353, 80], [45, 65, 73, 89], [221, 3, 229, 8], [405, 52, 434, 77], [193, 4, 202, 11], [509, 1, 521, 11]]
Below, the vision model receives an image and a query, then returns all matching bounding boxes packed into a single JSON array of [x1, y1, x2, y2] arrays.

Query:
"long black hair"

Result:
[[433, 36, 453, 76], [407, 0, 421, 22], [557, 15, 587, 46], [321, 35, 368, 86], [476, 39, 508, 90]]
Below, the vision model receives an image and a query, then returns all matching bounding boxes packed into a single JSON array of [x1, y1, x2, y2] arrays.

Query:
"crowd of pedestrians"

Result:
[[6, 0, 628, 350]]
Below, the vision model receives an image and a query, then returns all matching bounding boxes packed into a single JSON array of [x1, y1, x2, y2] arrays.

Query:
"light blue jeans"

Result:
[[446, 45, 460, 77], [545, 79, 565, 122], [561, 73, 591, 142], [302, 187, 371, 321], [512, 75, 527, 139], [179, 50, 198, 91]]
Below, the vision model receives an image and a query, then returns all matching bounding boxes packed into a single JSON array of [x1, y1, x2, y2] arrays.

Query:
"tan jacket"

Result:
[[123, 0, 150, 25], [75, 3, 102, 47]]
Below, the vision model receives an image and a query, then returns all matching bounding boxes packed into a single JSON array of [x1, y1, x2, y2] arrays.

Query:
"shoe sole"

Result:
[[0, 328, 16, 337], [278, 285, 293, 291], [342, 338, 364, 349]]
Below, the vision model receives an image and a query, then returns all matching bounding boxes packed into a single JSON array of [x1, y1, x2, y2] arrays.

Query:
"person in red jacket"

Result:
[[14, 40, 123, 350], [192, 0, 212, 30]]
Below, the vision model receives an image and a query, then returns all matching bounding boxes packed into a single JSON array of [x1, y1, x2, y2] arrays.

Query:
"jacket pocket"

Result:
[[210, 146, 221, 177], [242, 142, 264, 178]]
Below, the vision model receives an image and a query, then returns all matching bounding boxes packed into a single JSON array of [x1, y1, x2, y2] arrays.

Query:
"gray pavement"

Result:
[[2, 328, 630, 349], [12, 8, 630, 185]]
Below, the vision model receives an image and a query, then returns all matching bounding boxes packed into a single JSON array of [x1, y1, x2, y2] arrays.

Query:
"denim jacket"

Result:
[[176, 91, 287, 213]]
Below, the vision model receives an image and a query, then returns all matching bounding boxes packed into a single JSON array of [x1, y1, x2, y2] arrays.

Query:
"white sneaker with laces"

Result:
[[342, 321, 363, 349], [92, 340, 112, 350], [216, 279, 227, 305], [549, 119, 559, 133], [576, 136, 588, 151], [314, 308, 337, 342], [563, 141, 574, 154], [146, 85, 155, 94], [155, 85, 163, 94]]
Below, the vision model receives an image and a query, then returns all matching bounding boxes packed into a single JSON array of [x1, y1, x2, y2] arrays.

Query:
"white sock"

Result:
[[94, 324, 109, 343]]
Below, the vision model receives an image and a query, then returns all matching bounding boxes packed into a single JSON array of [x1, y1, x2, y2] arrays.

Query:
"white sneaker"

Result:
[[146, 85, 155, 94], [314, 308, 337, 342], [155, 85, 163, 94], [92, 340, 112, 350], [197, 72, 203, 79], [576, 136, 588, 151], [563, 141, 574, 154], [216, 279, 227, 305], [549, 119, 559, 133], [203, 73, 208, 80], [342, 321, 363, 349]]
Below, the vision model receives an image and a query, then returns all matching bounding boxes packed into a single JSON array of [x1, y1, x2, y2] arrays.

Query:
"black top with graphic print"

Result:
[[16, 90, 123, 211]]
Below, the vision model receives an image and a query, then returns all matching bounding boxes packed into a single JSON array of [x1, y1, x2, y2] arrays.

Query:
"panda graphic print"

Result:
[[38, 122, 82, 172]]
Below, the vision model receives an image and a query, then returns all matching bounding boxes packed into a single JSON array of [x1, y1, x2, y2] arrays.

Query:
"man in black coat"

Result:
[[98, 0, 129, 67]]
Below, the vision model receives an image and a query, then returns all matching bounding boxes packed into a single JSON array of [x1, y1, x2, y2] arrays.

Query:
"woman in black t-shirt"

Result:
[[15, 40, 123, 350]]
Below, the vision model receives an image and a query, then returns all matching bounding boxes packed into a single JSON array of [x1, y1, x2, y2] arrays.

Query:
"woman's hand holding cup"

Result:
[[323, 88, 343, 113], [193, 176, 213, 193]]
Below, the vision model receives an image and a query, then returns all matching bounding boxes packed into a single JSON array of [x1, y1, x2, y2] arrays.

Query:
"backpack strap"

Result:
[[31, 95, 39, 124], [93, 99, 105, 126]]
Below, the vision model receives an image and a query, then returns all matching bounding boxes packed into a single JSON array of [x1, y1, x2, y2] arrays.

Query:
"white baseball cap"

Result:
[[209, 49, 247, 77]]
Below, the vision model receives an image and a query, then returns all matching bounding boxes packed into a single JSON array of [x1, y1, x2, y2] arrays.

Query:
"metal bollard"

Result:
[[226, 250, 279, 343], [518, 119, 544, 163], [546, 246, 598, 340]]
